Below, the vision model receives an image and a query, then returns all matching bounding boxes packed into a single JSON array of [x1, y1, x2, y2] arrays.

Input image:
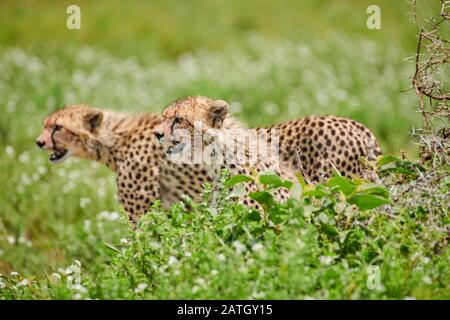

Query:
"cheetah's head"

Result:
[[153, 96, 229, 156], [36, 105, 104, 163]]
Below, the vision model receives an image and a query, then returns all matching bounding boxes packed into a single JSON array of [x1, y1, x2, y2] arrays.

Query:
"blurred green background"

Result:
[[0, 0, 439, 276]]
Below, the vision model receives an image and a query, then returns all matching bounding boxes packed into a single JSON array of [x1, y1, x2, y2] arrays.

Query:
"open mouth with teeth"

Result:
[[49, 149, 69, 163], [166, 141, 186, 155]]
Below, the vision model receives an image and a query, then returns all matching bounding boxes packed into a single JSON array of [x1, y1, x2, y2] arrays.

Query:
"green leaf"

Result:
[[358, 183, 389, 198], [321, 223, 339, 238], [348, 194, 390, 210], [269, 210, 284, 223], [104, 242, 120, 253], [327, 175, 356, 196], [225, 174, 253, 188], [380, 167, 416, 175], [377, 155, 401, 166], [246, 211, 262, 222], [250, 191, 274, 207], [259, 173, 283, 186], [259, 173, 293, 189], [303, 189, 329, 198]]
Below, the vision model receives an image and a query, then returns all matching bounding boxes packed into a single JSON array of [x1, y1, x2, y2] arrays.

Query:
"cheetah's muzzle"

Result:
[[166, 141, 185, 155], [49, 149, 69, 163]]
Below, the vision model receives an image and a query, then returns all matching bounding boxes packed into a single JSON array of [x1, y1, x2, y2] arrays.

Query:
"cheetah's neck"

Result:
[[204, 127, 284, 179], [94, 110, 163, 170]]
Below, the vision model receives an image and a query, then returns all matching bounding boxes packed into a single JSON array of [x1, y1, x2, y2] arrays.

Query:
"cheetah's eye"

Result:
[[53, 125, 62, 131], [171, 117, 180, 132]]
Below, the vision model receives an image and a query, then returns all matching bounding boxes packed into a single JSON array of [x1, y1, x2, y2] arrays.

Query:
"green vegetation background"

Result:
[[0, 0, 447, 299]]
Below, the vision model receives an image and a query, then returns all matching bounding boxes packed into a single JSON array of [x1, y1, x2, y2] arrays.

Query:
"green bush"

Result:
[[1, 162, 448, 299]]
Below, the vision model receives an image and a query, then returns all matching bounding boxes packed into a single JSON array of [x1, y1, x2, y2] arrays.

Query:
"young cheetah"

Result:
[[153, 96, 296, 209]]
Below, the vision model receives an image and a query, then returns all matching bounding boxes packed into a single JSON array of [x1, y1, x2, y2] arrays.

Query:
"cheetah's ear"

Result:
[[207, 100, 229, 128], [83, 110, 103, 133]]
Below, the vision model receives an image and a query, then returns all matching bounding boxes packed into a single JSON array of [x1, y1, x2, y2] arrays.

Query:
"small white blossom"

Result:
[[73, 284, 87, 293], [168, 256, 179, 265], [191, 285, 200, 293], [6, 236, 15, 245], [18, 152, 30, 163], [97, 211, 120, 221], [217, 254, 226, 262], [83, 220, 92, 232], [232, 241, 246, 254], [422, 276, 432, 285], [134, 283, 148, 294], [319, 255, 334, 265], [252, 243, 264, 252], [49, 273, 61, 285], [79, 197, 91, 208], [5, 146, 14, 156], [17, 279, 30, 287]]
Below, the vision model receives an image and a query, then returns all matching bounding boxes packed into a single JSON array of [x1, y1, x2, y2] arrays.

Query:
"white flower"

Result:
[[49, 273, 61, 285], [97, 211, 120, 221], [191, 285, 200, 293], [168, 256, 179, 265], [6, 236, 15, 245], [318, 212, 329, 224], [5, 146, 14, 156], [120, 238, 129, 245], [422, 276, 432, 285], [232, 241, 246, 254], [17, 279, 30, 287], [79, 197, 91, 208], [73, 284, 87, 293], [211, 269, 218, 276], [18, 152, 30, 163], [251, 243, 264, 252], [0, 281, 5, 289], [217, 254, 226, 262], [134, 283, 148, 294], [83, 220, 92, 232], [319, 255, 334, 265], [10, 271, 19, 277]]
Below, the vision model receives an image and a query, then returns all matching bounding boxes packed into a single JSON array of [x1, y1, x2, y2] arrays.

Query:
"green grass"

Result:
[[0, 0, 448, 299]]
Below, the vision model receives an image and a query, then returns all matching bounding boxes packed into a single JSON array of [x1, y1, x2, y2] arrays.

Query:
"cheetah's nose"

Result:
[[36, 140, 45, 148]]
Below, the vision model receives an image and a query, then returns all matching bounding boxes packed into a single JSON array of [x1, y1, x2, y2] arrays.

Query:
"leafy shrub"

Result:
[[1, 164, 448, 300]]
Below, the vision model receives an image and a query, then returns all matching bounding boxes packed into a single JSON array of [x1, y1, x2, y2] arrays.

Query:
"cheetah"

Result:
[[153, 96, 296, 209], [36, 105, 212, 223], [37, 101, 381, 222]]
